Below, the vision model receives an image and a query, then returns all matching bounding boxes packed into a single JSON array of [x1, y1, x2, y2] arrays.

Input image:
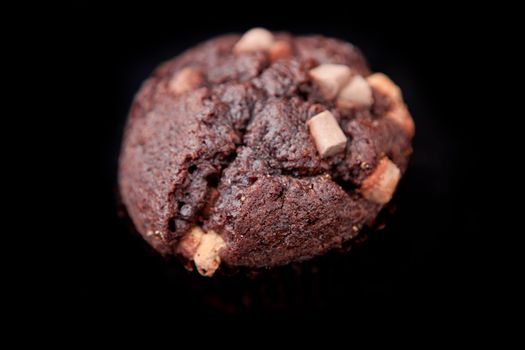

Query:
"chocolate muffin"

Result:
[[118, 28, 415, 277]]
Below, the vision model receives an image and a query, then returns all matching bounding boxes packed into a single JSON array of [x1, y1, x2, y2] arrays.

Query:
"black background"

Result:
[[65, 3, 488, 322]]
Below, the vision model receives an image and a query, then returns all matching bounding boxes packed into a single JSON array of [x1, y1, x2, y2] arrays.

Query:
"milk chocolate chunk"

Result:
[[360, 157, 401, 204], [269, 40, 292, 62], [336, 75, 373, 109], [307, 110, 348, 158], [168, 67, 204, 95], [367, 73, 402, 101], [309, 64, 352, 100], [366, 73, 414, 136], [176, 226, 204, 259], [193, 230, 226, 277], [233, 27, 275, 53]]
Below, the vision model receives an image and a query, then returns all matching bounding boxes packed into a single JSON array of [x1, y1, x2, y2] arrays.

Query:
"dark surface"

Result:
[[66, 4, 484, 320]]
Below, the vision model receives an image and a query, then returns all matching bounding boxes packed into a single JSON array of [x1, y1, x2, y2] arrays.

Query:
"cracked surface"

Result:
[[118, 32, 414, 269]]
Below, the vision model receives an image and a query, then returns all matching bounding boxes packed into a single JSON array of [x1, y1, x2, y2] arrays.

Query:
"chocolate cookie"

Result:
[[118, 28, 415, 276]]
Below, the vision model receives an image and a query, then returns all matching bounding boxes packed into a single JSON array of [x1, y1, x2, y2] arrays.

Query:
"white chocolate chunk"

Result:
[[176, 226, 204, 259], [194, 230, 226, 277], [168, 67, 203, 95], [309, 64, 352, 100], [367, 73, 402, 102], [360, 157, 401, 204], [336, 75, 373, 109], [233, 28, 275, 53], [307, 111, 348, 158]]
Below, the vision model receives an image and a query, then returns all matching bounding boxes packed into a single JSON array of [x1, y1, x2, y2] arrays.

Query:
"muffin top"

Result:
[[118, 28, 414, 276]]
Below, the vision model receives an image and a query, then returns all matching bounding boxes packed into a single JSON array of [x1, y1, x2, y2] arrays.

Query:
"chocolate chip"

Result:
[[309, 64, 352, 100], [307, 111, 348, 158]]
